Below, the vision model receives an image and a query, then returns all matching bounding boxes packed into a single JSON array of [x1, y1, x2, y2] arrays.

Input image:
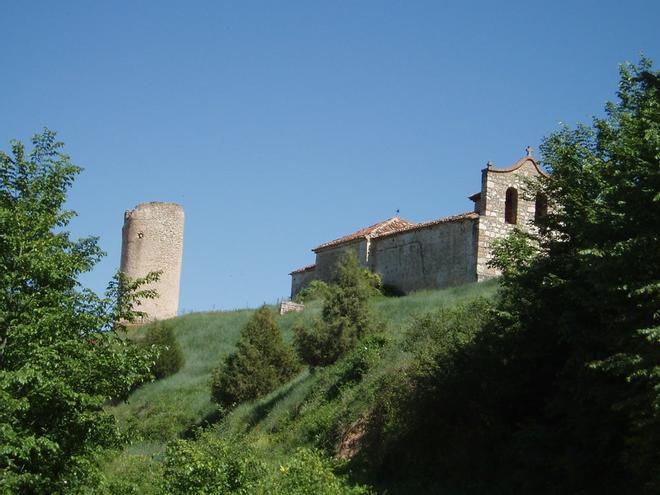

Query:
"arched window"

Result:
[[505, 187, 518, 224], [534, 193, 548, 222]]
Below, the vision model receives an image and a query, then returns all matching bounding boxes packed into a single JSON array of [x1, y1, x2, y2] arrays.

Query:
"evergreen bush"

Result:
[[142, 321, 185, 379], [211, 306, 301, 407], [294, 251, 376, 366]]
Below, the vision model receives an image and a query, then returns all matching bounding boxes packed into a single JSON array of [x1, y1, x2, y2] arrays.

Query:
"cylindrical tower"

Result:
[[120, 202, 184, 322]]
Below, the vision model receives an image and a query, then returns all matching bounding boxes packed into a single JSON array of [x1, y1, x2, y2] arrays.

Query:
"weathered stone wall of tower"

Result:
[[476, 159, 543, 281], [120, 202, 184, 322]]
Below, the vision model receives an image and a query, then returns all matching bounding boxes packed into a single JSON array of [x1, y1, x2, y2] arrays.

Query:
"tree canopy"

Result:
[[0, 130, 154, 493], [489, 58, 660, 492]]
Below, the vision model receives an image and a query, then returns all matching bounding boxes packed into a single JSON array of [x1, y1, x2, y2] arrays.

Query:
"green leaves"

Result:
[[0, 130, 153, 492], [494, 59, 660, 492], [294, 251, 376, 367]]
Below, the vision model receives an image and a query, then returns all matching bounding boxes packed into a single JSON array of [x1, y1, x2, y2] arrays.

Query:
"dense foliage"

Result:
[[0, 130, 154, 493], [161, 434, 266, 495], [293, 280, 331, 303], [257, 447, 372, 495], [141, 321, 185, 379], [160, 433, 372, 494], [294, 251, 376, 366], [359, 60, 660, 494], [211, 306, 300, 408], [358, 299, 495, 491], [490, 59, 660, 492]]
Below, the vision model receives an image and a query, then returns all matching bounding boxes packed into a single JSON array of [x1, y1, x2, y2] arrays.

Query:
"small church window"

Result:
[[534, 193, 548, 222], [505, 187, 518, 224]]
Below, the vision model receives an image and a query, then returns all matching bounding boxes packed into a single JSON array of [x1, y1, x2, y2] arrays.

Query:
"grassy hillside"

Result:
[[105, 280, 498, 492]]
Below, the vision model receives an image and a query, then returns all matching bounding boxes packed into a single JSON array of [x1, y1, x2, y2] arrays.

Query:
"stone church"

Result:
[[289, 149, 548, 298]]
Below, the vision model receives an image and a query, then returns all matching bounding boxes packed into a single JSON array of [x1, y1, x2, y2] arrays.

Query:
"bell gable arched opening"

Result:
[[505, 187, 518, 224], [535, 193, 548, 222]]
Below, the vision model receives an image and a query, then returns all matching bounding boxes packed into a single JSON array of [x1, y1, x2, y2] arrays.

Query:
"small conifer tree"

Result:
[[142, 321, 185, 379], [294, 251, 375, 366], [211, 306, 300, 407]]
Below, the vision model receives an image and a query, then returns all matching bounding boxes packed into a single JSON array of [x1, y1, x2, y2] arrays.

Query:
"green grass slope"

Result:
[[106, 280, 498, 491]]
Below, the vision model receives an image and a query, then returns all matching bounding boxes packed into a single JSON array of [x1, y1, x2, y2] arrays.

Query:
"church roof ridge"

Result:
[[289, 263, 316, 275], [313, 216, 416, 252], [374, 211, 479, 240]]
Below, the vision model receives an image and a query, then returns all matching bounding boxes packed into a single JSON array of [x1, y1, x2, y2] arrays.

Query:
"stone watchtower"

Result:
[[120, 202, 184, 322]]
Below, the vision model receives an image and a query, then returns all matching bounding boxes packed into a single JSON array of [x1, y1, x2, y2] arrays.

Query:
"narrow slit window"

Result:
[[505, 187, 518, 224]]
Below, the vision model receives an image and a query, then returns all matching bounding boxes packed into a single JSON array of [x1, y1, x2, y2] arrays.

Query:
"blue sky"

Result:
[[2, 1, 658, 311]]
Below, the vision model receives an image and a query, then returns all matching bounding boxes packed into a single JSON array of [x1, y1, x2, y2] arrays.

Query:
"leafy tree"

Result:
[[141, 321, 185, 379], [212, 306, 300, 407], [360, 60, 659, 494], [0, 130, 154, 493], [294, 251, 376, 366], [487, 59, 660, 492]]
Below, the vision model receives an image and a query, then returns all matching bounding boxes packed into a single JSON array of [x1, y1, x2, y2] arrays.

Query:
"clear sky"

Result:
[[2, 1, 659, 311]]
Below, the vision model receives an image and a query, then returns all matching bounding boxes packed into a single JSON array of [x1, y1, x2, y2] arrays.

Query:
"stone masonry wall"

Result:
[[314, 239, 368, 282], [476, 159, 543, 280], [369, 218, 478, 293], [120, 202, 184, 322], [290, 267, 318, 298]]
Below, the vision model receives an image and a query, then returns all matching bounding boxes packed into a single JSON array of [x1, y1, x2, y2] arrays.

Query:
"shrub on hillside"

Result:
[[161, 434, 266, 494], [212, 306, 301, 407], [358, 299, 494, 482], [160, 436, 371, 495], [142, 321, 185, 379], [255, 448, 372, 494], [294, 251, 376, 367], [293, 279, 332, 303], [360, 268, 383, 296]]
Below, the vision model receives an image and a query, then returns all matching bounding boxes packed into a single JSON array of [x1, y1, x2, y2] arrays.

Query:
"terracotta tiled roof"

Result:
[[289, 264, 316, 275], [374, 211, 479, 240], [313, 217, 416, 252]]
